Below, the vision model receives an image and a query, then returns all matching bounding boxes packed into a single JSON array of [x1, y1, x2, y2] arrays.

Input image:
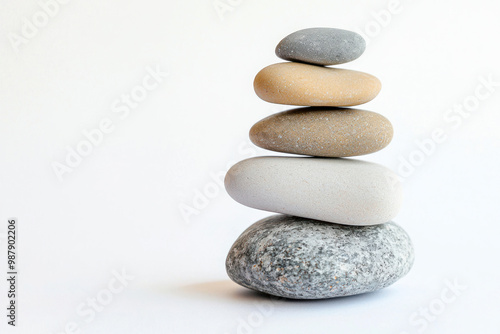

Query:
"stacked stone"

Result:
[[224, 28, 414, 299]]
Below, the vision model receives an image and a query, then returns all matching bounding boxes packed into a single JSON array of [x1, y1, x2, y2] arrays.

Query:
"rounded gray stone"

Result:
[[226, 215, 414, 299], [275, 28, 366, 66]]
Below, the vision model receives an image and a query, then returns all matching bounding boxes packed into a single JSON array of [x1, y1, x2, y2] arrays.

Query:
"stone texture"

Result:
[[254, 62, 381, 107], [275, 27, 366, 66], [226, 215, 414, 299], [224, 157, 402, 226], [250, 107, 393, 157]]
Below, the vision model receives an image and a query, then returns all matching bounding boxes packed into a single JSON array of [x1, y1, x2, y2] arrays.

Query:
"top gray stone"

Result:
[[275, 28, 366, 66]]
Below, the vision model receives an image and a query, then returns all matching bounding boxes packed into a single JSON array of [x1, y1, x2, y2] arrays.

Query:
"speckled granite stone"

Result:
[[276, 28, 366, 66], [250, 107, 393, 157], [254, 62, 381, 107], [226, 215, 414, 299]]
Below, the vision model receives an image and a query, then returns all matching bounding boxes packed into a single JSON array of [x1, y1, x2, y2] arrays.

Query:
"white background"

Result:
[[1, 0, 500, 333]]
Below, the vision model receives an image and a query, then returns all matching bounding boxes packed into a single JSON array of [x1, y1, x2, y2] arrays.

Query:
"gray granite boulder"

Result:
[[275, 28, 366, 66], [226, 215, 414, 299]]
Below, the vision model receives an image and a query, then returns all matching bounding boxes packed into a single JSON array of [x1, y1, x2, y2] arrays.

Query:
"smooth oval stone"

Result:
[[250, 107, 393, 157], [224, 157, 402, 226], [254, 63, 381, 107], [226, 215, 414, 299], [276, 28, 366, 66]]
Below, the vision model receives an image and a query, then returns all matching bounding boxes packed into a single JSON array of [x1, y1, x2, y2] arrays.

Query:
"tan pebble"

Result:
[[250, 107, 393, 157], [254, 62, 381, 107]]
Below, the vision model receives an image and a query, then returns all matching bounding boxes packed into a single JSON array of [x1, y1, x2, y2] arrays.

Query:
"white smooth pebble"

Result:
[[224, 157, 403, 226]]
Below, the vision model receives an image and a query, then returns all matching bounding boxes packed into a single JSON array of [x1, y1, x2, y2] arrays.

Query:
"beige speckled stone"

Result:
[[250, 107, 393, 157], [254, 62, 381, 107]]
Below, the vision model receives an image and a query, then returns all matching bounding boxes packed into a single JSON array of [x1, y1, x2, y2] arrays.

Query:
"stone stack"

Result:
[[224, 28, 414, 299]]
